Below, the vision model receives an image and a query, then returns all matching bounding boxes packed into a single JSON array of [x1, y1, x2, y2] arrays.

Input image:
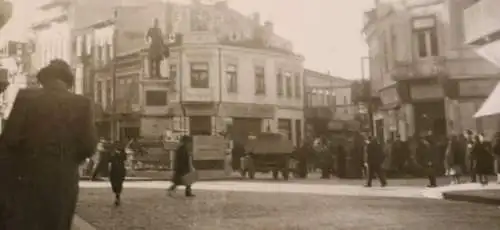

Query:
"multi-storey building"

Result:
[[74, 0, 305, 146], [363, 0, 500, 141], [31, 0, 73, 79], [303, 69, 357, 138], [462, 0, 500, 118], [0, 40, 32, 130]]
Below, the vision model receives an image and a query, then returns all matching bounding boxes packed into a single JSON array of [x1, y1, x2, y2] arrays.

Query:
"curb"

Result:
[[80, 177, 243, 182], [72, 215, 96, 230], [442, 192, 500, 206]]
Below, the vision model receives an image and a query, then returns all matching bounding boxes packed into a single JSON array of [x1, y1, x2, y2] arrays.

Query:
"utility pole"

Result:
[[361, 56, 374, 137], [111, 8, 118, 141]]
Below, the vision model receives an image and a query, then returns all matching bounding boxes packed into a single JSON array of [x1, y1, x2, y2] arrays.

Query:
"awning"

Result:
[[474, 81, 500, 118]]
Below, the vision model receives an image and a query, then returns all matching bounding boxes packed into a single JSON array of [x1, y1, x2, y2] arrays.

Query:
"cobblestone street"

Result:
[[77, 187, 500, 230]]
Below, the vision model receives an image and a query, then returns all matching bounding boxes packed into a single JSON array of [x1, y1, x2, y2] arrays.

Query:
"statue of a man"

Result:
[[145, 18, 166, 78]]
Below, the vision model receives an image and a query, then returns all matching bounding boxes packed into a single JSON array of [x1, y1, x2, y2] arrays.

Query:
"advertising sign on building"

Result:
[[192, 136, 226, 161]]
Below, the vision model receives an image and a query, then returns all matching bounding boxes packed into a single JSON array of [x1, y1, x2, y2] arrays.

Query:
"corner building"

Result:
[[165, 1, 305, 147], [363, 0, 500, 141]]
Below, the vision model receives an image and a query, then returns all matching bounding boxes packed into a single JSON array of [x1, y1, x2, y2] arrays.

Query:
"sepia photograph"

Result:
[[0, 0, 500, 229]]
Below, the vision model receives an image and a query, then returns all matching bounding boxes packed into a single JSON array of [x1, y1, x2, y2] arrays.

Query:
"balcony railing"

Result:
[[390, 56, 447, 81], [464, 0, 500, 44]]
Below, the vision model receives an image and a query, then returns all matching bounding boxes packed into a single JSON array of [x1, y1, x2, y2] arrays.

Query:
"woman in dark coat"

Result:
[[168, 136, 195, 197], [0, 60, 97, 230], [109, 141, 127, 206], [472, 135, 491, 185]]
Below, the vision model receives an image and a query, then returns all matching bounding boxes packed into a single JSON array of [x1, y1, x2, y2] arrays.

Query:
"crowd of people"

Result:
[[283, 130, 500, 188]]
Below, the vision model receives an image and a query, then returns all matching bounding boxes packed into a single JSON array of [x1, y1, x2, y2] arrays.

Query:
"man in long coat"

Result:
[[168, 135, 195, 197], [364, 136, 387, 187], [0, 59, 97, 230]]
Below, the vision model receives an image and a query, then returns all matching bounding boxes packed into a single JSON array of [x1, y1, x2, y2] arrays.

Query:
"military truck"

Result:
[[240, 132, 295, 180]]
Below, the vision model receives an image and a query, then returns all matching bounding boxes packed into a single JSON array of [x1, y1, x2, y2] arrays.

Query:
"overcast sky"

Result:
[[5, 0, 374, 79]]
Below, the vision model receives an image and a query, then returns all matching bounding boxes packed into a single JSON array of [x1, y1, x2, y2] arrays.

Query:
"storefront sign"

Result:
[[458, 79, 497, 97], [380, 86, 400, 105], [410, 84, 444, 100], [221, 103, 275, 118], [193, 136, 226, 161], [184, 103, 217, 116]]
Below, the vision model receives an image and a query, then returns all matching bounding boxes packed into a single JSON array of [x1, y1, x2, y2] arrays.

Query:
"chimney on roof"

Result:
[[264, 20, 274, 33], [252, 12, 261, 25]]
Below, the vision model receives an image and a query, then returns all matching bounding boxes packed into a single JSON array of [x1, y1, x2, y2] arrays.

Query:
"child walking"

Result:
[[110, 141, 127, 206]]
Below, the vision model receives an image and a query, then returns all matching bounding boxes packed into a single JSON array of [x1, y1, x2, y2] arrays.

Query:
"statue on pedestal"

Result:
[[145, 18, 166, 78]]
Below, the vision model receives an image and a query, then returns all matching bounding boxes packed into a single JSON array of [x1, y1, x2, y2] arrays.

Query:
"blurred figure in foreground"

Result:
[[0, 59, 97, 230], [109, 141, 127, 206]]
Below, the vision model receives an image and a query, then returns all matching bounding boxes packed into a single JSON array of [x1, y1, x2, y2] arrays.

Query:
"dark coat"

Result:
[[0, 88, 97, 230], [366, 140, 384, 165], [472, 142, 492, 175], [172, 144, 191, 185], [109, 148, 127, 181]]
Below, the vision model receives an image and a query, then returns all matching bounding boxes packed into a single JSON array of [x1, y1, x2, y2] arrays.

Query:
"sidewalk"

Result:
[[442, 187, 500, 206], [421, 182, 500, 205], [80, 170, 242, 182]]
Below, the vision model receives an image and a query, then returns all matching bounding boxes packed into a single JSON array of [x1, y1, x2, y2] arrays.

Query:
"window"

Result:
[[145, 90, 168, 106], [95, 45, 103, 67], [226, 64, 238, 93], [106, 79, 112, 107], [414, 28, 438, 58], [294, 73, 301, 98], [190, 63, 209, 88], [285, 72, 292, 98], [276, 69, 283, 96], [254, 66, 266, 95], [169, 64, 177, 80]]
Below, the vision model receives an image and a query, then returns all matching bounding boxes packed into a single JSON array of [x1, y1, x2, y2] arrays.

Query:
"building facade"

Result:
[[462, 0, 500, 68], [363, 0, 500, 141], [303, 69, 357, 138], [0, 40, 32, 130], [73, 0, 305, 146]]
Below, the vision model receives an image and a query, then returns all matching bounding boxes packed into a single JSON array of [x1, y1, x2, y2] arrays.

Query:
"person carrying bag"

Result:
[[168, 136, 196, 197]]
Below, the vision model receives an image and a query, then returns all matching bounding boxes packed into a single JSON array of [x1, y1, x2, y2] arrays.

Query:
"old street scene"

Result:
[[1, 0, 500, 229]]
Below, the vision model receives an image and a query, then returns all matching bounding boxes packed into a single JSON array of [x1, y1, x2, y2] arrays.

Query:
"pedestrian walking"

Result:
[[493, 132, 500, 184], [444, 135, 464, 184], [168, 135, 196, 197], [421, 134, 439, 188], [109, 141, 127, 206], [472, 135, 491, 185], [91, 138, 111, 181], [0, 59, 97, 230], [364, 136, 387, 187], [464, 130, 477, 182]]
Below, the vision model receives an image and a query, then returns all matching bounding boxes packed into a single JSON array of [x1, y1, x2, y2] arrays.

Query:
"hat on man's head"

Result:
[[36, 59, 74, 87]]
